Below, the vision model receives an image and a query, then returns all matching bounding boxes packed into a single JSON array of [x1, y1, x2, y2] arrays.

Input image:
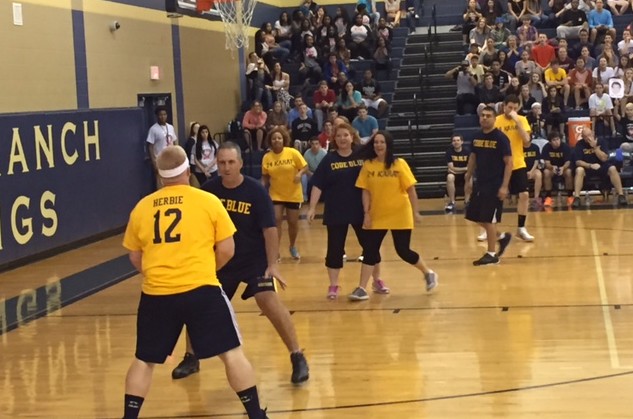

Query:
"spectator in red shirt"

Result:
[[313, 81, 337, 131], [532, 33, 556, 71], [318, 120, 333, 148], [242, 101, 268, 151]]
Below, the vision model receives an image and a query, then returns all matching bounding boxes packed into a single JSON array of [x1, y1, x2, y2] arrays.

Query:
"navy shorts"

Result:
[[219, 262, 277, 300], [272, 201, 302, 210], [509, 168, 529, 194], [135, 286, 241, 364], [465, 188, 504, 224]]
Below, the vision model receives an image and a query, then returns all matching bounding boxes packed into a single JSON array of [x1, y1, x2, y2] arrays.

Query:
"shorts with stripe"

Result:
[[465, 188, 504, 224], [219, 261, 277, 300], [135, 285, 241, 363]]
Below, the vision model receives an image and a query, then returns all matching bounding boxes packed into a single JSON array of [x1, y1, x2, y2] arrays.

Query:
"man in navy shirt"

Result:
[[542, 131, 574, 206], [523, 141, 543, 207], [572, 127, 628, 208], [445, 134, 472, 212], [172, 142, 310, 385], [465, 106, 514, 266]]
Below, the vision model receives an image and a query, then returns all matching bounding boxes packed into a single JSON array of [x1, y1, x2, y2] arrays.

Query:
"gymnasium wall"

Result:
[[0, 0, 241, 269]]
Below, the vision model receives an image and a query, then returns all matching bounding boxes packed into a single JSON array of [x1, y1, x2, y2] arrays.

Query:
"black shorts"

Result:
[[272, 201, 301, 210], [219, 262, 277, 300], [465, 188, 504, 224], [509, 168, 529, 194], [585, 163, 614, 181], [453, 173, 466, 187], [135, 286, 241, 364]]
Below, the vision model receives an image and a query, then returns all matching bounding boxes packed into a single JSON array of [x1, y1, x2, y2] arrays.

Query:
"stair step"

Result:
[[407, 32, 463, 44], [405, 41, 464, 54], [401, 61, 457, 73], [402, 52, 464, 65]]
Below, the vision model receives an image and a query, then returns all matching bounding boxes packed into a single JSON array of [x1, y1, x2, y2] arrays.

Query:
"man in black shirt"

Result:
[[358, 69, 389, 117], [445, 134, 472, 212], [572, 127, 628, 208], [465, 106, 514, 266], [476, 73, 504, 116], [172, 142, 310, 385], [291, 103, 318, 153], [523, 141, 543, 207], [542, 131, 574, 206], [555, 0, 588, 40]]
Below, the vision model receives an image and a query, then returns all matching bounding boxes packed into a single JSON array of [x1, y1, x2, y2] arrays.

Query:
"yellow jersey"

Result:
[[123, 184, 236, 295], [544, 68, 567, 84], [262, 147, 307, 203], [355, 158, 417, 230], [494, 114, 531, 170]]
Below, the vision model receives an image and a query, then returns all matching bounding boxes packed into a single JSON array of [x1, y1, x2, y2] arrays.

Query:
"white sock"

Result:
[[487, 251, 496, 257]]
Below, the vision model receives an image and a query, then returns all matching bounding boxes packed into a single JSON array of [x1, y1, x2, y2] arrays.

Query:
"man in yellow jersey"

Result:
[[491, 94, 535, 242], [121, 146, 268, 419]]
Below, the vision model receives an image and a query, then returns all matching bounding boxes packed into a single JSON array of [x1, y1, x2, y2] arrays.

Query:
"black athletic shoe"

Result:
[[473, 253, 499, 266], [260, 408, 269, 419], [617, 194, 628, 207], [497, 233, 512, 258], [171, 353, 200, 379], [290, 351, 310, 384], [572, 196, 581, 209]]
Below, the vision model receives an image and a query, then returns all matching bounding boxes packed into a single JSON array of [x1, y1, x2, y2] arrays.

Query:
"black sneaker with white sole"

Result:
[[497, 233, 512, 258], [473, 253, 500, 266]]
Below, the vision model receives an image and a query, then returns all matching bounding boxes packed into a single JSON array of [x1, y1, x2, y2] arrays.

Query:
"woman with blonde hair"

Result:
[[307, 123, 388, 299], [262, 127, 308, 260]]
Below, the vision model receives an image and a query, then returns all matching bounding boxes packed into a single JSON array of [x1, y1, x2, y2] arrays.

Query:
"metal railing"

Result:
[[407, 4, 437, 162]]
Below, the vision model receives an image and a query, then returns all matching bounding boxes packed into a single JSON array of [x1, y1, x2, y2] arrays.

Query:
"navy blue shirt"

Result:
[[573, 139, 609, 165], [471, 128, 512, 191], [523, 143, 540, 170], [446, 146, 470, 168], [202, 176, 275, 273], [542, 142, 571, 167], [311, 151, 365, 226]]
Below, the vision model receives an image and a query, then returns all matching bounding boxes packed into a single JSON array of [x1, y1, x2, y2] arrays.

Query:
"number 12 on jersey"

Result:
[[153, 208, 182, 244]]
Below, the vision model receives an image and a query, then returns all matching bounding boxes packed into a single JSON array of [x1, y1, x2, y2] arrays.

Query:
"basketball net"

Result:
[[203, 0, 256, 53]]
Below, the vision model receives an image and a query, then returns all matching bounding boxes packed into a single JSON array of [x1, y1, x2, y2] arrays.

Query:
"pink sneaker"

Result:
[[327, 285, 340, 299], [372, 279, 390, 294]]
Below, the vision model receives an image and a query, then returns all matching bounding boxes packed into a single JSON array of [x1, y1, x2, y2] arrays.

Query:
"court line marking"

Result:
[[52, 303, 632, 318], [590, 229, 622, 369], [105, 369, 633, 418]]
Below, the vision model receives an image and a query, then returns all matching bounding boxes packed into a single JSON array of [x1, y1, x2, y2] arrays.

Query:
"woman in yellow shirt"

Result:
[[262, 127, 308, 259], [351, 131, 438, 301]]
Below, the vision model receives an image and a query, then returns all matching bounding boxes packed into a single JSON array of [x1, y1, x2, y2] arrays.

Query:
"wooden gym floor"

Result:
[[1, 201, 633, 418]]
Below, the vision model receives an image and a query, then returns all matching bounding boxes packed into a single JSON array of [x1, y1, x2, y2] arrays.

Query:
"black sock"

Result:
[[545, 191, 551, 198], [567, 190, 573, 197], [123, 394, 144, 419], [237, 386, 263, 419], [518, 214, 526, 228]]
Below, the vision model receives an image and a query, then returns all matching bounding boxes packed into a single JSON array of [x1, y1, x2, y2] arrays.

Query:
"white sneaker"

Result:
[[517, 227, 534, 242], [477, 231, 487, 242]]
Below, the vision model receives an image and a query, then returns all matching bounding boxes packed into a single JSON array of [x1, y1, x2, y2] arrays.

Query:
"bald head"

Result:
[[157, 146, 190, 185]]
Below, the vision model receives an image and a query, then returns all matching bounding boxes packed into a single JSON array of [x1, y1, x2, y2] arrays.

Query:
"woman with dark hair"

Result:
[[317, 14, 333, 42], [300, 34, 323, 84], [542, 85, 566, 135], [307, 123, 388, 299], [193, 125, 218, 186], [349, 131, 438, 301], [184, 121, 199, 168], [337, 80, 362, 120], [333, 7, 350, 38], [261, 127, 308, 260], [275, 11, 293, 49], [347, 13, 373, 60], [320, 25, 338, 57]]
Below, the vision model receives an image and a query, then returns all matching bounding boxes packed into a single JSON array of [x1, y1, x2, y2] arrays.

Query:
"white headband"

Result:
[[158, 159, 189, 178]]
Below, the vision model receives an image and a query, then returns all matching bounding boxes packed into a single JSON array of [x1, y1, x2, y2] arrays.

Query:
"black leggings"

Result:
[[326, 224, 381, 269], [362, 229, 419, 266]]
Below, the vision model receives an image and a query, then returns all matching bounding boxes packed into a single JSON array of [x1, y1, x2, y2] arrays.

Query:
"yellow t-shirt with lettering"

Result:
[[495, 114, 531, 171], [355, 158, 417, 230], [262, 147, 307, 203], [123, 184, 236, 295]]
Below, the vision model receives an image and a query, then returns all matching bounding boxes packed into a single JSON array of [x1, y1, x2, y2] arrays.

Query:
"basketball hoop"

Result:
[[198, 0, 256, 52]]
